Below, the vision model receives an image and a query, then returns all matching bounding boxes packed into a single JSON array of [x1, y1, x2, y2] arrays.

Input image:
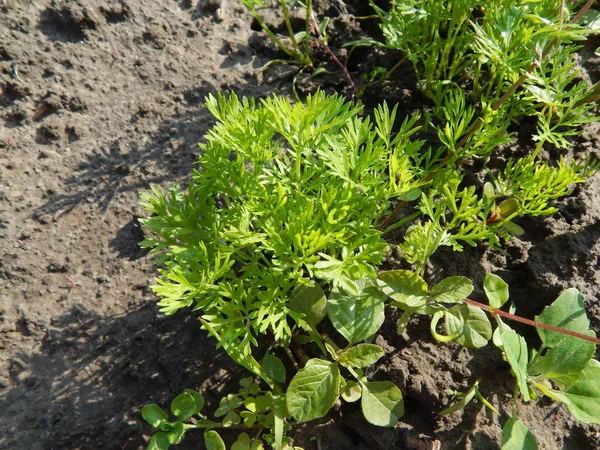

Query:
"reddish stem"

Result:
[[463, 298, 600, 345]]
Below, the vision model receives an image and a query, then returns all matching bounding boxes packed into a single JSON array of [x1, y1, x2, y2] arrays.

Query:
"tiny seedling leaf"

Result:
[[501, 417, 538, 450], [286, 358, 340, 422], [377, 270, 428, 308], [339, 344, 385, 368], [341, 380, 362, 402], [361, 381, 404, 427], [170, 392, 196, 421], [142, 404, 169, 428], [484, 274, 509, 309], [430, 276, 473, 304], [148, 432, 171, 450], [204, 430, 226, 450]]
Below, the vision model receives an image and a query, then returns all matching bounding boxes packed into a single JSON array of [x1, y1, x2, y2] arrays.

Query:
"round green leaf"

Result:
[[286, 358, 340, 422], [183, 389, 205, 413], [430, 276, 473, 304], [204, 430, 226, 450], [262, 354, 287, 384], [170, 392, 196, 421], [377, 270, 427, 308], [327, 287, 385, 345], [361, 381, 404, 427], [289, 283, 328, 328], [341, 380, 362, 402], [339, 344, 384, 368], [445, 304, 492, 349], [148, 432, 170, 450], [142, 404, 169, 428], [484, 274, 509, 309]]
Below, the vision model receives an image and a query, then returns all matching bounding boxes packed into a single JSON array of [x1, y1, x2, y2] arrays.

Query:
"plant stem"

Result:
[[462, 298, 600, 345]]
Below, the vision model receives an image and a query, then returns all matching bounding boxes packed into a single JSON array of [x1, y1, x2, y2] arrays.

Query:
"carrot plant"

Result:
[[139, 1, 600, 448]]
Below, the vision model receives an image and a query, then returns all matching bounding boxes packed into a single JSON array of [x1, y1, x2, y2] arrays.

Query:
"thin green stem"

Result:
[[279, 0, 299, 50]]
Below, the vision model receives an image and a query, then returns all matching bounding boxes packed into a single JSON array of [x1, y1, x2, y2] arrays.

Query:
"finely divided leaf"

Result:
[[286, 359, 340, 422], [430, 276, 473, 304], [501, 417, 538, 450], [361, 381, 404, 427], [339, 344, 385, 368]]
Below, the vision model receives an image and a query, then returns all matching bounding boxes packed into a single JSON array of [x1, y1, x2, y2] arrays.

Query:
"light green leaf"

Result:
[[535, 288, 590, 349], [262, 354, 287, 384], [361, 381, 404, 427], [501, 417, 538, 450], [148, 432, 170, 450], [286, 359, 340, 422], [289, 283, 328, 328], [327, 287, 385, 345], [438, 384, 478, 415], [554, 360, 600, 424], [484, 274, 509, 309], [204, 430, 226, 450], [167, 422, 185, 445], [495, 323, 530, 401], [377, 270, 428, 308], [430, 276, 473, 304], [142, 404, 169, 428], [273, 392, 286, 450], [529, 334, 595, 386], [341, 380, 362, 402], [222, 410, 241, 427], [170, 392, 196, 421], [445, 304, 492, 349], [339, 344, 385, 368]]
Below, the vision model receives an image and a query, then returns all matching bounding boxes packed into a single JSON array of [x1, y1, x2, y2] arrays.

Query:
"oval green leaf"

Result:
[[341, 380, 362, 403], [327, 287, 385, 345], [377, 270, 427, 308], [289, 283, 328, 328], [286, 358, 340, 422], [484, 274, 509, 309], [204, 430, 226, 450], [183, 389, 205, 413], [170, 392, 196, 421], [430, 276, 473, 304], [262, 354, 287, 384], [339, 344, 385, 368], [142, 404, 169, 428], [148, 432, 171, 450], [445, 304, 492, 349], [361, 381, 404, 427]]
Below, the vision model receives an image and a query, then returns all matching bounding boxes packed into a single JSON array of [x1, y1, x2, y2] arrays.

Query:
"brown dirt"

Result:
[[1, 1, 599, 449]]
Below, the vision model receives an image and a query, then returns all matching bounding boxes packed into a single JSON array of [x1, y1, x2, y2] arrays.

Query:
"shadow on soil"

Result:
[[0, 303, 239, 450]]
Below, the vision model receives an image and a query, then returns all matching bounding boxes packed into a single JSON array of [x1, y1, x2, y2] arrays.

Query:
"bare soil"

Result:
[[1, 1, 600, 449]]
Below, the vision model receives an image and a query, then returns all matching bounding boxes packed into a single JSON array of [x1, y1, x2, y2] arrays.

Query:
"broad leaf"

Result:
[[262, 354, 287, 384], [170, 392, 196, 421], [339, 344, 385, 368], [327, 287, 385, 344], [361, 381, 404, 427], [484, 274, 509, 309], [142, 404, 169, 428], [445, 304, 492, 349], [289, 283, 328, 328], [377, 270, 428, 308], [495, 323, 530, 401], [554, 360, 600, 424], [529, 334, 596, 386], [286, 359, 340, 422], [204, 430, 226, 450], [535, 288, 590, 349], [183, 389, 205, 413], [430, 276, 473, 304], [501, 417, 538, 450]]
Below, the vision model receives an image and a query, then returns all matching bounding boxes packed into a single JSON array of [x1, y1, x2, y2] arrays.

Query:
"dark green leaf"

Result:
[[167, 422, 185, 445], [204, 430, 226, 450], [289, 283, 328, 328], [445, 304, 492, 349], [327, 287, 385, 344], [170, 392, 196, 421], [147, 432, 170, 450], [142, 404, 169, 428], [183, 389, 205, 413], [262, 354, 287, 384], [430, 276, 473, 304]]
